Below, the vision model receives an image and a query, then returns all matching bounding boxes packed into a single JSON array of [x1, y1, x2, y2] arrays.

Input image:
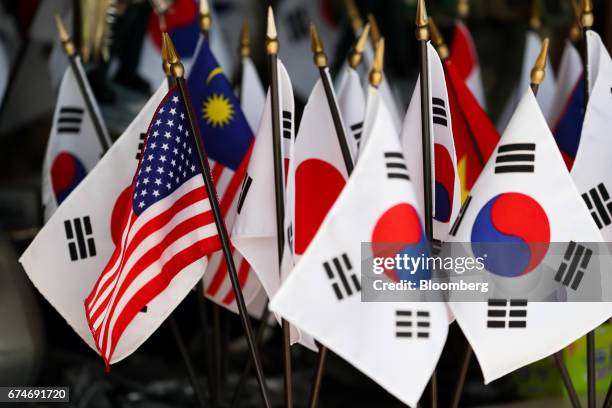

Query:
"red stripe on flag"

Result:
[[206, 254, 228, 297], [221, 257, 251, 305], [219, 143, 253, 216]]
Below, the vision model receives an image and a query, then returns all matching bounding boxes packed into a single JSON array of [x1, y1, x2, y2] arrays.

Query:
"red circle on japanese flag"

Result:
[[295, 159, 345, 255], [110, 186, 132, 246]]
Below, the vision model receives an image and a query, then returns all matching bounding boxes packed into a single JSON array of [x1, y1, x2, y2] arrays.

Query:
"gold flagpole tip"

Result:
[[344, 0, 364, 32], [415, 0, 429, 41], [240, 17, 250, 58], [569, 0, 581, 42], [367, 14, 381, 45], [529, 0, 542, 31], [54, 14, 76, 56], [199, 0, 211, 33], [309, 23, 327, 67], [530, 37, 549, 85], [369, 38, 385, 88], [457, 0, 469, 19], [266, 6, 279, 55], [429, 17, 449, 60], [162, 32, 184, 78], [580, 0, 594, 29], [349, 23, 370, 68]]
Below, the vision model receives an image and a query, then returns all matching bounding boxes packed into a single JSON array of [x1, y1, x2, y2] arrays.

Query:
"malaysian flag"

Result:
[[186, 38, 262, 311], [85, 88, 221, 366]]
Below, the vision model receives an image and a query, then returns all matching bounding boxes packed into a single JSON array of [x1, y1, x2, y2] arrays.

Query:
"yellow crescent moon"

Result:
[[206, 67, 224, 84]]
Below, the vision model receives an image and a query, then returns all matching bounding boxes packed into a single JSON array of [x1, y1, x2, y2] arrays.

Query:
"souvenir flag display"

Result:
[[401, 42, 461, 242], [270, 87, 448, 407], [336, 65, 365, 158], [443, 58, 500, 201], [550, 40, 583, 170], [232, 58, 294, 314], [449, 20, 486, 110], [240, 53, 266, 132], [139, 0, 234, 90], [277, 0, 340, 100], [187, 38, 263, 311], [21, 84, 168, 362], [497, 30, 557, 132], [447, 88, 612, 383], [42, 63, 111, 220], [569, 31, 612, 242]]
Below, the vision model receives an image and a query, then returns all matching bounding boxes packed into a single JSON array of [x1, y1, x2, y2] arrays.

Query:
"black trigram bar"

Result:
[[582, 183, 612, 229], [323, 253, 360, 300], [286, 7, 309, 41], [57, 106, 84, 134], [395, 310, 430, 338], [395, 310, 413, 338], [350, 121, 363, 148], [140, 305, 148, 313], [449, 195, 472, 236], [487, 299, 527, 329], [384, 152, 410, 181], [287, 224, 294, 255], [282, 110, 293, 140], [494, 143, 535, 174], [236, 175, 253, 214], [136, 133, 146, 160], [431, 97, 448, 127], [64, 216, 96, 261], [416, 310, 431, 338], [555, 241, 592, 290]]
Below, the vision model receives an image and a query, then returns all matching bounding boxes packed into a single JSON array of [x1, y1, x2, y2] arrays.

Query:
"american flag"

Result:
[[187, 38, 262, 310], [85, 88, 221, 365]]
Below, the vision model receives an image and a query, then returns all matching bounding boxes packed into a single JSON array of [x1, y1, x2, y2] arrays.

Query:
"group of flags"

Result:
[[17, 1, 612, 406]]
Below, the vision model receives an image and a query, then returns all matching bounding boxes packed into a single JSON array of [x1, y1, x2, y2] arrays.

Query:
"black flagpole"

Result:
[[530, 37, 582, 408], [265, 7, 294, 408], [55, 15, 112, 152], [163, 32, 272, 408], [580, 1, 596, 407], [604, 379, 612, 408], [416, 1, 436, 405], [306, 23, 355, 408]]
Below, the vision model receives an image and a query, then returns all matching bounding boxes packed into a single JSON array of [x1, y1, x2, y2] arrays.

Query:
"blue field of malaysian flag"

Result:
[[84, 88, 221, 367]]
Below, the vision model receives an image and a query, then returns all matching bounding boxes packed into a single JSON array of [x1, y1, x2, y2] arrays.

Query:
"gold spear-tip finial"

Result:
[[199, 0, 211, 33], [530, 0, 542, 31], [568, 0, 581, 42], [54, 14, 76, 56], [344, 0, 364, 32], [266, 6, 279, 55], [369, 38, 385, 88], [162, 32, 184, 78], [348, 23, 370, 68], [240, 17, 250, 58], [457, 0, 470, 19], [416, 0, 429, 41], [367, 14, 381, 46], [161, 32, 171, 75], [429, 17, 449, 60], [580, 0, 594, 29], [310, 23, 327, 67], [530, 37, 549, 86]]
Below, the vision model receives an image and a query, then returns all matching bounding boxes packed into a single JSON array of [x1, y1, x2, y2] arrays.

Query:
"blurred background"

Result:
[[0, 0, 611, 406]]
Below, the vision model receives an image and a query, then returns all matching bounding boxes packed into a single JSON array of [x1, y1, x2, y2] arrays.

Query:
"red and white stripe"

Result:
[[85, 176, 220, 364]]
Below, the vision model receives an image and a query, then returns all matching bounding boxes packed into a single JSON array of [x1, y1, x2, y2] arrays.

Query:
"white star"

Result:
[[154, 178, 162, 186], [178, 124, 183, 131], [153, 190, 160, 197], [180, 154, 185, 161], [166, 183, 171, 189], [156, 167, 165, 174], [140, 189, 148, 196], [180, 113, 185, 119], [182, 142, 187, 149], [183, 171, 187, 178], [190, 165, 196, 172], [169, 171, 174, 178], [143, 177, 149, 185], [170, 108, 177, 115], [160, 155, 167, 163], [187, 147, 192, 154], [173, 148, 178, 155], [145, 166, 152, 173], [147, 154, 154, 161], [139, 201, 145, 208], [159, 107, 165, 113], [178, 165, 183, 172], [185, 130, 189, 137], [167, 119, 174, 127], [161, 143, 169, 151], [164, 131, 171, 139], [155, 119, 162, 126], [175, 136, 181, 144], [171, 160, 176, 167], [151, 142, 157, 149], [153, 130, 159, 137], [172, 96, 179, 103]]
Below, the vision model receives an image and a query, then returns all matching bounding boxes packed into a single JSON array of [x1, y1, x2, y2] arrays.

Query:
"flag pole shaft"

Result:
[[175, 76, 272, 408], [267, 50, 294, 408], [450, 344, 472, 408], [418, 41, 434, 242], [603, 379, 612, 408], [168, 316, 209, 408]]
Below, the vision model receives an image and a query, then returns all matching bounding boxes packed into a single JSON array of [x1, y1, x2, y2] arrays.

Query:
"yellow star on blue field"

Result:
[[201, 93, 235, 128]]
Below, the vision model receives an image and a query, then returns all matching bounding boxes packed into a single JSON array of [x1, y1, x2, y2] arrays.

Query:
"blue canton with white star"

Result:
[[133, 89, 202, 215]]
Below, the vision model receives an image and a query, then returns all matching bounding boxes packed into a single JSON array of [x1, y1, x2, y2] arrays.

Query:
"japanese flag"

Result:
[[447, 87, 612, 383], [401, 42, 461, 242], [270, 86, 448, 408]]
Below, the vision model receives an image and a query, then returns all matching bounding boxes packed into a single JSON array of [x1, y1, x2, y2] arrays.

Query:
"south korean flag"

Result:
[[446, 87, 612, 383]]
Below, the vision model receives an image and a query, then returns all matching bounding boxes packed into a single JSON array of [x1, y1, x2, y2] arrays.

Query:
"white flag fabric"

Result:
[[447, 88, 612, 383], [336, 66, 365, 159], [550, 40, 583, 129], [271, 87, 448, 408], [240, 56, 266, 132], [401, 42, 461, 242], [569, 31, 612, 242], [232, 59, 294, 311], [20, 84, 167, 362], [277, 0, 340, 100], [497, 31, 557, 132], [42, 62, 111, 220]]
